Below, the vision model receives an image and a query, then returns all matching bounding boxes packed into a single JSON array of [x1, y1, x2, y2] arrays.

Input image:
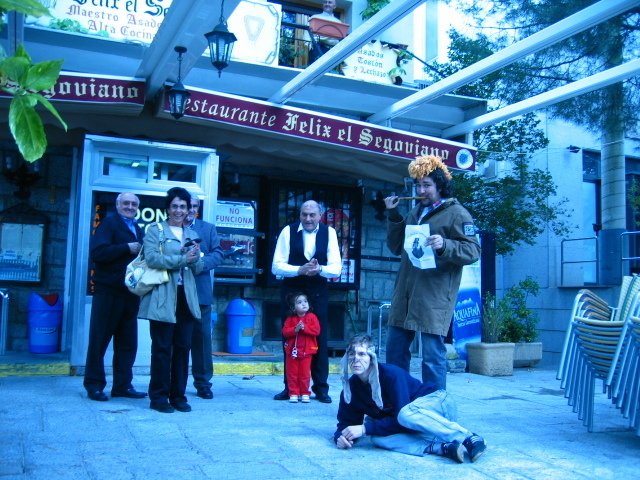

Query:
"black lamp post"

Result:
[[167, 46, 190, 120], [204, 0, 237, 77]]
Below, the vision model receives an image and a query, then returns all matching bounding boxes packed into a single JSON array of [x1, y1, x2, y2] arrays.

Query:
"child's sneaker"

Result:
[[301, 395, 310, 403], [289, 395, 299, 403]]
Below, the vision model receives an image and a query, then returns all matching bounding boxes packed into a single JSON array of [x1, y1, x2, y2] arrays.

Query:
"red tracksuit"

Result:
[[282, 312, 321, 396]]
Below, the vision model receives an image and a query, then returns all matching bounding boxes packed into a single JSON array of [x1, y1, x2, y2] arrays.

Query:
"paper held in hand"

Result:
[[404, 224, 436, 269]]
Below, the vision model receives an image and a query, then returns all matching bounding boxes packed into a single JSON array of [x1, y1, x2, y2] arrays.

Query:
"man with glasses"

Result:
[[84, 192, 147, 402], [184, 195, 223, 400]]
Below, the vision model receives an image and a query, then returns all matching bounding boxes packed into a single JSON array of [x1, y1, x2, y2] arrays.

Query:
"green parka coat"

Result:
[[138, 221, 203, 323], [387, 198, 480, 336]]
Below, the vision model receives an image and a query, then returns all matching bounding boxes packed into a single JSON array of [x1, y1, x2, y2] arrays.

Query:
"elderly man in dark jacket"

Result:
[[384, 155, 480, 390], [84, 192, 147, 401]]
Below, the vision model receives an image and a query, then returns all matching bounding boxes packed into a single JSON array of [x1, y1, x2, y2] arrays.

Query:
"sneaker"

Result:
[[463, 434, 486, 462], [441, 441, 464, 464], [301, 395, 310, 403], [289, 395, 299, 403]]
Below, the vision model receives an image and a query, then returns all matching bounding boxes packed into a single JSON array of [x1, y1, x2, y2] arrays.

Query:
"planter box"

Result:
[[309, 18, 350, 39], [467, 342, 515, 377], [513, 342, 543, 368]]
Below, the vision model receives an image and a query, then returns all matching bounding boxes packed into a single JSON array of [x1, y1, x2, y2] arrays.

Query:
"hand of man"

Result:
[[384, 196, 399, 210], [128, 242, 142, 254], [298, 258, 321, 276], [427, 234, 444, 251], [336, 434, 354, 449], [341, 425, 366, 442]]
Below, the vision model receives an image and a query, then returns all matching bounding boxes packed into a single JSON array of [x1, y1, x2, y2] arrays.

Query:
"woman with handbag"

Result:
[[138, 187, 204, 413]]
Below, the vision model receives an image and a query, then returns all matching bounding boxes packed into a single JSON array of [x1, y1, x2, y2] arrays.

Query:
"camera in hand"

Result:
[[184, 238, 202, 248]]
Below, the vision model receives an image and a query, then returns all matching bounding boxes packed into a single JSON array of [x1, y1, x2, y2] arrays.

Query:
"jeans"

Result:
[[386, 325, 448, 389], [370, 390, 471, 456]]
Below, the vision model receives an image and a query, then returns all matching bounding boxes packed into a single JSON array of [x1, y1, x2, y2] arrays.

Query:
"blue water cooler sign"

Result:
[[453, 262, 482, 361]]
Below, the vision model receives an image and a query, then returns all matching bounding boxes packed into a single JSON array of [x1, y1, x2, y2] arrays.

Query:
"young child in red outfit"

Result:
[[282, 293, 321, 403]]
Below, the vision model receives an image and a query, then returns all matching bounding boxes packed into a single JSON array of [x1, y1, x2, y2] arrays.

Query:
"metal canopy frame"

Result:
[[139, 0, 640, 133], [7, 0, 640, 143]]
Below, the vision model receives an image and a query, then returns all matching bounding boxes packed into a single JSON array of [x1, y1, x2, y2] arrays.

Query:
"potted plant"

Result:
[[466, 292, 515, 377], [499, 277, 543, 368]]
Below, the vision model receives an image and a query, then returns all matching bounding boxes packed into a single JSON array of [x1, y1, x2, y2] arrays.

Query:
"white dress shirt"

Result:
[[271, 223, 342, 278]]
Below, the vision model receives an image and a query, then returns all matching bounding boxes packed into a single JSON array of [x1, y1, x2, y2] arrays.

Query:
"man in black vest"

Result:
[[84, 192, 147, 401], [272, 200, 342, 403]]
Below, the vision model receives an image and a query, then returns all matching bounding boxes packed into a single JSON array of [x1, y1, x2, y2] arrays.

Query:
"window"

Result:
[[260, 178, 362, 289]]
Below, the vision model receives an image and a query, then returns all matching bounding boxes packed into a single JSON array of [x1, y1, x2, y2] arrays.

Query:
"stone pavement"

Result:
[[1, 367, 639, 480]]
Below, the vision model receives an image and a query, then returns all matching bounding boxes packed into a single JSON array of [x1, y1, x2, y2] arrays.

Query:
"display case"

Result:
[[260, 178, 362, 290], [213, 199, 263, 285], [0, 203, 48, 283]]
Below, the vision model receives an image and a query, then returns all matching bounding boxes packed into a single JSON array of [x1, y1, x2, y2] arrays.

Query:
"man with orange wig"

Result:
[[384, 156, 480, 389]]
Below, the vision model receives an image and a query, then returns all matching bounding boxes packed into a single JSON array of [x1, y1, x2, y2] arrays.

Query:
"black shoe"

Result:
[[196, 387, 214, 399], [150, 402, 175, 413], [315, 393, 332, 404], [111, 388, 148, 399], [170, 398, 192, 412], [442, 441, 465, 464], [87, 391, 108, 402], [463, 434, 486, 462], [273, 389, 289, 400]]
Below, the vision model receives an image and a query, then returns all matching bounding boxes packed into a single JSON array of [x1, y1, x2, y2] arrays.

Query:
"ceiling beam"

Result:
[[442, 59, 640, 138], [137, 0, 241, 101], [268, 0, 426, 104], [367, 0, 640, 124]]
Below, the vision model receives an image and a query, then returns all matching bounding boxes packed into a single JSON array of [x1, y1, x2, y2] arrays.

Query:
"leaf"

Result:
[[9, 93, 47, 162], [13, 44, 32, 62], [25, 59, 63, 91], [0, 55, 31, 85], [0, 0, 51, 18], [31, 92, 67, 130]]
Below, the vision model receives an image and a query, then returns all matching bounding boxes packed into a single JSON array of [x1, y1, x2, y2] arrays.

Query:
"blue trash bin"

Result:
[[27, 293, 62, 354], [226, 299, 256, 354]]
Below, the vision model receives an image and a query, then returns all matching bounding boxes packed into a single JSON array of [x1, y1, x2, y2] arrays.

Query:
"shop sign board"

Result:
[[163, 87, 476, 171], [27, 0, 282, 67], [215, 200, 256, 229], [0, 72, 146, 107], [342, 41, 399, 85]]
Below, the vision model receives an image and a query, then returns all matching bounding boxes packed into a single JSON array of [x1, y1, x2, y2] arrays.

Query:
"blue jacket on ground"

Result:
[[334, 363, 439, 442]]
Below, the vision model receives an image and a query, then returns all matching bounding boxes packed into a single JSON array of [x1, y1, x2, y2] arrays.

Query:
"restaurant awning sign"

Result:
[[161, 86, 476, 171]]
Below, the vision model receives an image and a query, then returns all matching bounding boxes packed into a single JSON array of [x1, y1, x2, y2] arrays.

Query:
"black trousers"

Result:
[[84, 290, 139, 394], [191, 304, 213, 389], [280, 285, 329, 396], [148, 287, 194, 404]]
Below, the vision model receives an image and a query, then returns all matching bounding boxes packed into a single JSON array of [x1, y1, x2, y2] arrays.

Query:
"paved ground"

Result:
[[1, 366, 639, 480]]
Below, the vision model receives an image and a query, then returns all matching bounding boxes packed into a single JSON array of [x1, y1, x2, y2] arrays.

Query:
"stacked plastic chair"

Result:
[[557, 275, 640, 432], [608, 293, 640, 435]]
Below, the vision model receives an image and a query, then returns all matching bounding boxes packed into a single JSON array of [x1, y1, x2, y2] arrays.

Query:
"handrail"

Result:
[[620, 231, 640, 277], [561, 236, 599, 285], [280, 21, 321, 66]]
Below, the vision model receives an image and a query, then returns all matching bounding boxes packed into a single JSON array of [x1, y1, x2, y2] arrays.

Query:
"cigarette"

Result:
[[396, 196, 426, 200]]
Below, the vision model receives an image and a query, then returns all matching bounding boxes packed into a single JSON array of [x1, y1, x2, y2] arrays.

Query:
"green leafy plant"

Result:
[[0, 0, 67, 162], [498, 277, 541, 343], [481, 291, 503, 343], [387, 48, 411, 84], [627, 180, 640, 228], [481, 277, 540, 343], [360, 0, 390, 20]]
